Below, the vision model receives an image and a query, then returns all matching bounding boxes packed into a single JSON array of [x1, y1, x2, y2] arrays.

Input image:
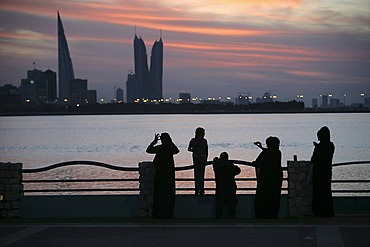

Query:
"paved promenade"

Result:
[[1, 216, 369, 247]]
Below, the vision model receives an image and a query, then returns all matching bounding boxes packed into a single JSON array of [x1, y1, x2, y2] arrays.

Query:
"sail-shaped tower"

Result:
[[58, 11, 75, 101]]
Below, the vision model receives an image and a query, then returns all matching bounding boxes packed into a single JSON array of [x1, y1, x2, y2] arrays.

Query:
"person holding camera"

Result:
[[252, 136, 283, 219], [146, 132, 179, 219]]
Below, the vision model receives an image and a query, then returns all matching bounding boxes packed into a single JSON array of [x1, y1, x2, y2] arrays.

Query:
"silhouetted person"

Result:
[[252, 136, 283, 219], [213, 152, 241, 218], [311, 126, 335, 217], [188, 127, 208, 196], [146, 132, 179, 219]]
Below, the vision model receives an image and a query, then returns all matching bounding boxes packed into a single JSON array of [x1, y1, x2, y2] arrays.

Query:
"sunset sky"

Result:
[[1, 0, 369, 105]]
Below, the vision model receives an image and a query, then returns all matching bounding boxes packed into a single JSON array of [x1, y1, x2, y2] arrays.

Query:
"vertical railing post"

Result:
[[287, 156, 313, 217], [138, 162, 154, 217], [0, 163, 23, 218]]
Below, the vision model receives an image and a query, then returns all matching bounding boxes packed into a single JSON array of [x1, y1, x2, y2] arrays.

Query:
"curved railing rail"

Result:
[[332, 161, 370, 167], [22, 159, 281, 173], [22, 160, 139, 173]]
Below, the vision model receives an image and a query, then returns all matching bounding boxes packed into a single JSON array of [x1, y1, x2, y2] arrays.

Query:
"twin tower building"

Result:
[[58, 12, 163, 104], [126, 33, 163, 103]]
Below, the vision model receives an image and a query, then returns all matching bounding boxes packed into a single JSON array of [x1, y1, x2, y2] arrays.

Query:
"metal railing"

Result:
[[21, 160, 279, 194], [21, 160, 369, 195], [331, 161, 370, 194], [22, 161, 139, 193]]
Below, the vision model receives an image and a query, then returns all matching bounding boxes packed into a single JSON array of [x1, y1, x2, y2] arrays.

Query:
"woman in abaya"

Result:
[[146, 132, 179, 219], [311, 126, 335, 217], [252, 136, 283, 219]]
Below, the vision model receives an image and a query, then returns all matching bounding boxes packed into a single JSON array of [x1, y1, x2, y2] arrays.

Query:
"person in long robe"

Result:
[[188, 127, 208, 196], [213, 152, 241, 218], [311, 126, 335, 217], [146, 132, 179, 219], [252, 136, 283, 219]]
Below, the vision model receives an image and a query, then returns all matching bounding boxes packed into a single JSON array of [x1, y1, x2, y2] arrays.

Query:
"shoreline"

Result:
[[1, 108, 369, 116]]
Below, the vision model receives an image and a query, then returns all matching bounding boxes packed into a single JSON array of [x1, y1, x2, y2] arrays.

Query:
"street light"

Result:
[[296, 94, 304, 102], [343, 94, 347, 106], [361, 93, 365, 106]]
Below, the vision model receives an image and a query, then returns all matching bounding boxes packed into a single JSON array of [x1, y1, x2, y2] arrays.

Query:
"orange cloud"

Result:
[[0, 0, 290, 37]]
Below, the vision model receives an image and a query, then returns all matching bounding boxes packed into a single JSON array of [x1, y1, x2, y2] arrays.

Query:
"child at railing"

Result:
[[212, 152, 241, 218]]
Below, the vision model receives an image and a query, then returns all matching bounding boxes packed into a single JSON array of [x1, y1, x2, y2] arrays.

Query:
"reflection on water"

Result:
[[23, 166, 140, 195]]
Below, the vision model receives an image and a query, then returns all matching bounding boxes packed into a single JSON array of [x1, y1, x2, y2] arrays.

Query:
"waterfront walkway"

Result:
[[1, 216, 369, 247]]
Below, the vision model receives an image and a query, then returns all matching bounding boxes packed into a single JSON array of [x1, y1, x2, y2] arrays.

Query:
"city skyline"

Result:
[[0, 0, 369, 105]]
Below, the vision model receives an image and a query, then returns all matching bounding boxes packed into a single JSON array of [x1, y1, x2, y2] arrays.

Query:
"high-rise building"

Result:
[[20, 68, 57, 104], [126, 71, 137, 103], [150, 38, 163, 100], [127, 33, 163, 103], [69, 79, 87, 104], [116, 87, 124, 103], [58, 12, 75, 102], [57, 12, 96, 105], [321, 94, 328, 108]]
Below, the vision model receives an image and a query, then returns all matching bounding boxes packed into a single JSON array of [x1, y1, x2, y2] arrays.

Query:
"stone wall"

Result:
[[287, 156, 313, 217], [138, 162, 155, 217], [0, 163, 23, 218]]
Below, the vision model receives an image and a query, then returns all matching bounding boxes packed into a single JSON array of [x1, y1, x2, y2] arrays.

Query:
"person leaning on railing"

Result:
[[213, 152, 241, 219], [188, 127, 208, 196]]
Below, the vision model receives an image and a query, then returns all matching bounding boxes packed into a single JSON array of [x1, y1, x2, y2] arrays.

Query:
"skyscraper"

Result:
[[133, 34, 148, 100], [58, 11, 75, 101], [127, 32, 163, 103], [150, 38, 163, 100]]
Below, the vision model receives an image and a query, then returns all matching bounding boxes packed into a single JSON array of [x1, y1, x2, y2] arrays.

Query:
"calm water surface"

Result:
[[1, 113, 369, 194]]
